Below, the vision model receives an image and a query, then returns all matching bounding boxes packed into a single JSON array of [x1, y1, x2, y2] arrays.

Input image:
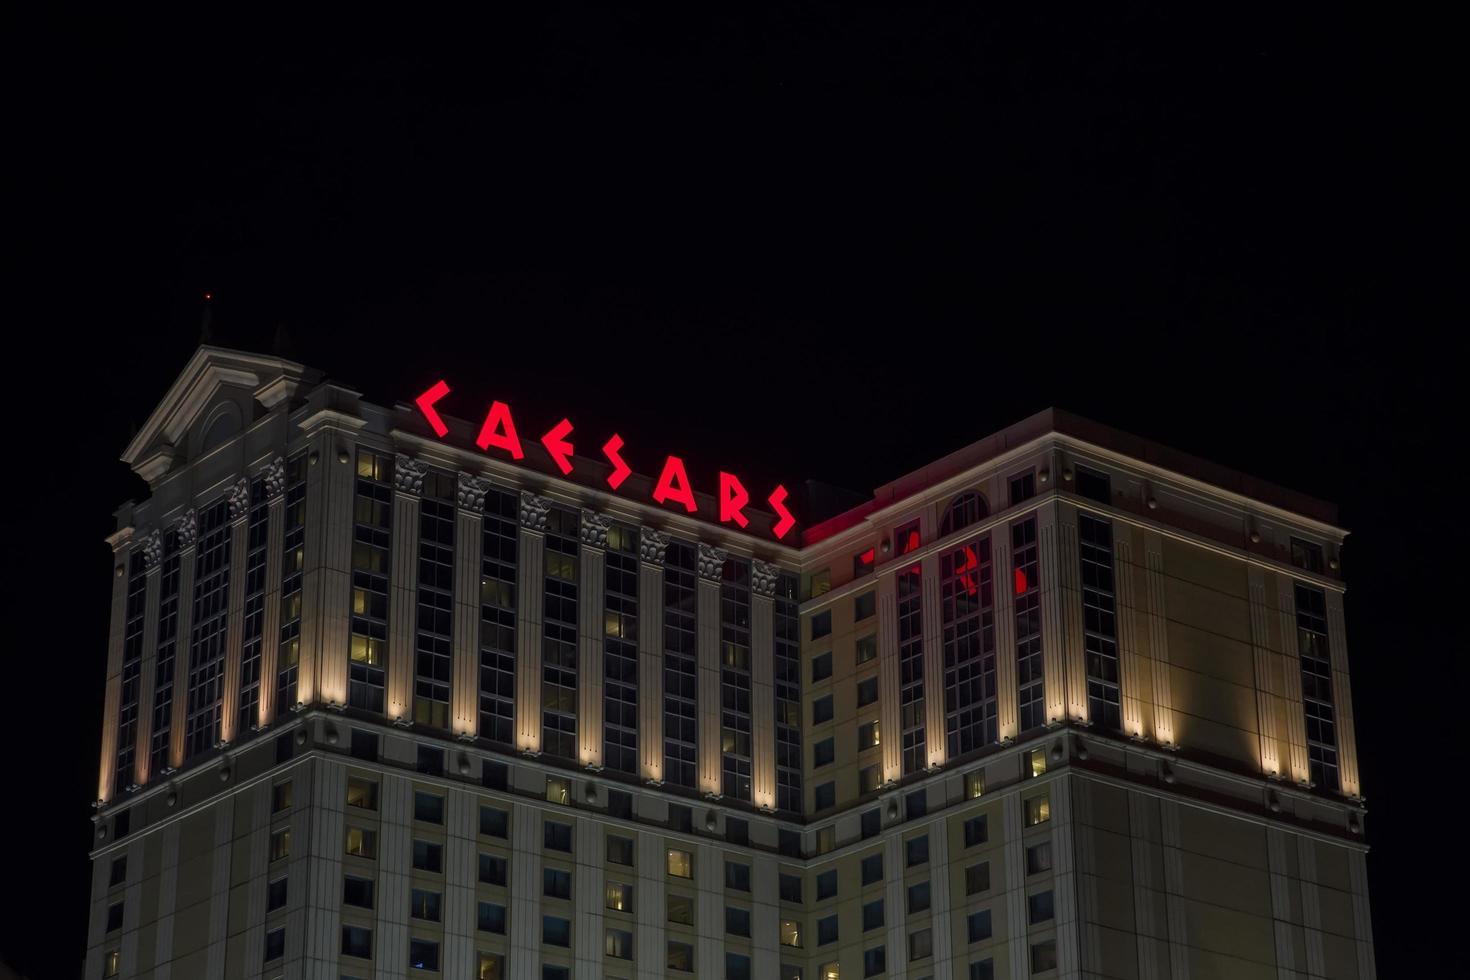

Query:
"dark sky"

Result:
[[7, 6, 1458, 978]]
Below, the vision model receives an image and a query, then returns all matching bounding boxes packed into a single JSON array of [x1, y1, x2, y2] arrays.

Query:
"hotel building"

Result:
[[86, 346, 1374, 979]]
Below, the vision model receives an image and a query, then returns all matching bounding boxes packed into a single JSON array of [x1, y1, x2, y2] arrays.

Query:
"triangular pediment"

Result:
[[121, 346, 320, 484]]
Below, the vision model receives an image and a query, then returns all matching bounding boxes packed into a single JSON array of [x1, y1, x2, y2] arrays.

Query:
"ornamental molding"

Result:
[[639, 527, 669, 566], [751, 559, 780, 598], [580, 510, 611, 550], [174, 509, 198, 550], [520, 492, 552, 531], [697, 542, 728, 582], [261, 456, 286, 499], [141, 531, 164, 569], [394, 454, 426, 496], [457, 472, 491, 513], [227, 477, 251, 520]]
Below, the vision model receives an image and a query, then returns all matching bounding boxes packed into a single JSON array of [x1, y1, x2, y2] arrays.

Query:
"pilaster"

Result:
[[877, 572, 903, 781], [920, 553, 945, 768], [993, 534, 1017, 741], [1325, 589, 1360, 798], [515, 493, 550, 752], [386, 454, 424, 724], [638, 528, 668, 782], [1056, 502, 1088, 723], [1037, 502, 1069, 726], [750, 559, 778, 810], [1247, 565, 1282, 778], [219, 477, 250, 744], [578, 509, 610, 766], [133, 535, 162, 786], [98, 528, 134, 803], [1275, 576, 1310, 784], [451, 472, 489, 738], [168, 509, 197, 771], [298, 420, 361, 709], [1115, 533, 1145, 740], [1143, 531, 1175, 747], [696, 542, 726, 795]]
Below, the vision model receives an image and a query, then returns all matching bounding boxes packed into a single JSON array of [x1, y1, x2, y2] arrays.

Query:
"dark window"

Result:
[[814, 781, 835, 811], [970, 960, 995, 980], [964, 815, 988, 847], [727, 952, 753, 980], [478, 901, 506, 933], [817, 914, 839, 945], [413, 470, 456, 729], [725, 817, 748, 846], [543, 915, 571, 947], [861, 808, 881, 839], [266, 927, 286, 961], [908, 880, 931, 913], [965, 862, 991, 895], [1009, 471, 1035, 506], [774, 572, 804, 813], [816, 870, 837, 901], [898, 563, 926, 774], [668, 941, 694, 971], [1013, 517, 1045, 731], [856, 676, 878, 707], [479, 805, 508, 838], [726, 906, 751, 937], [910, 928, 934, 962], [663, 539, 699, 788], [410, 888, 442, 922], [105, 902, 124, 932], [273, 457, 308, 712], [416, 744, 444, 776], [412, 839, 442, 873], [479, 853, 507, 886], [906, 834, 930, 866], [1029, 890, 1055, 923], [408, 938, 439, 970], [861, 853, 883, 885], [543, 867, 572, 899], [544, 820, 573, 852], [905, 790, 927, 820], [150, 531, 184, 774], [115, 552, 148, 789], [604, 523, 640, 773], [184, 498, 232, 759], [482, 759, 509, 791], [342, 876, 372, 909], [341, 925, 371, 959], [779, 828, 803, 858], [813, 695, 834, 725], [608, 835, 635, 866], [854, 591, 876, 620], [1075, 466, 1110, 504], [479, 485, 519, 744], [109, 857, 127, 887], [608, 788, 634, 820], [862, 899, 884, 931], [1031, 940, 1058, 972], [814, 737, 835, 768], [113, 809, 129, 839], [967, 909, 992, 943], [267, 876, 289, 911], [668, 803, 693, 833], [414, 791, 444, 825], [544, 966, 569, 980], [349, 729, 378, 761], [1291, 537, 1325, 573], [941, 491, 988, 537], [1027, 841, 1053, 875], [812, 652, 832, 683], [811, 610, 832, 640], [274, 731, 293, 764], [725, 861, 751, 892], [720, 558, 754, 800], [863, 945, 886, 978], [1295, 584, 1340, 791], [1078, 514, 1121, 730], [779, 873, 802, 903]]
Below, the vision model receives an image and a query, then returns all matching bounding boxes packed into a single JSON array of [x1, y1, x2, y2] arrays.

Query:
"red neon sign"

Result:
[[413, 381, 797, 540]]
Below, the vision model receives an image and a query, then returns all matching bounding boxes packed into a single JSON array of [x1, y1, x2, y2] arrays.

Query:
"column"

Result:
[[1143, 531, 1175, 747], [1275, 576, 1309, 784], [1056, 502, 1088, 723], [920, 553, 945, 768], [1247, 565, 1282, 778], [750, 559, 778, 810], [132, 532, 162, 786], [451, 473, 489, 738], [1324, 589, 1361, 798], [98, 527, 134, 803], [168, 509, 198, 771], [255, 457, 287, 728], [299, 424, 359, 708], [638, 529, 668, 782], [573, 818, 606, 977], [877, 571, 903, 782], [1037, 502, 1069, 726], [578, 510, 610, 767], [516, 493, 550, 752], [696, 543, 726, 795], [1114, 533, 1145, 740], [993, 533, 1017, 742], [220, 477, 250, 744], [509, 794, 543, 975], [386, 454, 424, 725]]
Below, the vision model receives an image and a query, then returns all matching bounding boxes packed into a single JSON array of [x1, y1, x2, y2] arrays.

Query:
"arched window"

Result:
[[200, 406, 241, 454], [940, 491, 988, 537]]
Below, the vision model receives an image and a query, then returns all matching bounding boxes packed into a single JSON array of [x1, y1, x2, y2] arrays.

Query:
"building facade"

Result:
[[86, 347, 1374, 980]]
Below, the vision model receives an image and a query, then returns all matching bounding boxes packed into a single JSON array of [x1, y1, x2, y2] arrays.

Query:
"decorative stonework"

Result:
[[639, 527, 669, 566], [697, 542, 728, 582], [261, 456, 286, 499], [227, 477, 251, 520], [175, 509, 198, 550], [580, 509, 610, 550], [141, 531, 164, 569], [751, 559, 780, 598], [520, 492, 552, 531], [394, 454, 426, 496], [456, 472, 491, 512]]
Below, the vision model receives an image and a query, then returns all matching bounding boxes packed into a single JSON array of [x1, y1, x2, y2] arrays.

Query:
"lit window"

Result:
[[103, 951, 120, 977], [269, 828, 291, 862], [780, 918, 802, 947], [859, 764, 881, 794], [854, 549, 876, 578], [821, 963, 840, 980], [1024, 794, 1051, 827], [346, 777, 378, 810], [606, 881, 633, 912], [810, 570, 832, 598], [667, 893, 694, 925], [895, 519, 921, 556], [858, 721, 880, 751], [545, 776, 570, 805], [271, 781, 293, 813], [606, 927, 633, 959], [909, 927, 933, 962], [667, 848, 693, 878], [855, 634, 877, 665], [1027, 748, 1047, 778], [667, 941, 694, 972], [478, 953, 504, 979], [344, 826, 376, 858], [1031, 940, 1058, 972], [816, 826, 835, 854], [966, 770, 985, 798]]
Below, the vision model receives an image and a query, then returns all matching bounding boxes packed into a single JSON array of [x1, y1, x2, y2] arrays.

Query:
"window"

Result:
[[544, 867, 572, 900], [856, 676, 878, 707], [775, 572, 805, 813], [350, 728, 378, 761], [967, 909, 992, 943], [813, 695, 834, 724], [667, 848, 693, 878], [265, 927, 286, 961], [820, 826, 839, 855], [1296, 584, 1340, 790], [854, 591, 876, 620], [942, 533, 997, 756], [1026, 748, 1047, 778], [270, 828, 291, 862], [664, 540, 700, 788], [479, 805, 508, 838], [103, 950, 120, 978], [726, 861, 751, 892], [544, 820, 573, 852], [726, 817, 749, 845], [966, 770, 985, 799], [414, 790, 444, 824], [859, 764, 881, 794], [906, 834, 929, 867], [941, 491, 988, 537], [1031, 940, 1058, 972], [970, 960, 995, 980], [781, 917, 803, 947], [781, 966, 805, 980], [545, 775, 570, 805], [1009, 471, 1035, 506], [812, 610, 832, 640], [861, 808, 881, 839], [897, 563, 926, 774], [182, 498, 231, 760], [607, 834, 634, 866], [817, 914, 839, 945], [810, 569, 832, 597], [863, 946, 886, 978], [478, 901, 506, 933], [1013, 517, 1045, 731], [1027, 841, 1053, 875], [1291, 537, 1325, 573], [861, 853, 883, 885], [812, 652, 833, 683], [342, 875, 372, 909], [543, 915, 571, 947], [667, 893, 695, 925], [964, 814, 988, 847], [349, 453, 390, 711], [814, 737, 835, 767], [603, 523, 640, 774], [109, 857, 127, 887], [726, 905, 751, 937], [606, 881, 633, 912], [908, 880, 931, 913], [479, 853, 507, 885], [780, 828, 803, 858], [113, 809, 129, 840], [668, 941, 695, 971], [816, 869, 838, 900], [272, 781, 293, 813], [409, 937, 439, 970], [814, 781, 836, 811], [412, 839, 443, 873], [1075, 466, 1110, 504], [478, 953, 505, 979], [606, 927, 633, 959], [105, 902, 124, 932], [780, 873, 803, 903], [346, 776, 378, 810], [416, 744, 445, 776], [1024, 794, 1051, 827], [905, 789, 927, 819], [909, 928, 933, 962], [862, 898, 884, 931], [720, 558, 754, 800], [345, 826, 376, 858], [965, 862, 991, 895], [728, 952, 753, 980], [1078, 513, 1121, 730], [1029, 890, 1055, 923], [541, 506, 581, 759], [820, 963, 840, 980], [542, 967, 568, 980], [341, 925, 372, 959], [268, 876, 289, 912], [410, 888, 442, 922], [855, 634, 877, 665]]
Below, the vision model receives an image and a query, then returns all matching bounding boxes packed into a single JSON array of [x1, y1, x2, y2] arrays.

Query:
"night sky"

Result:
[[8, 7, 1457, 977]]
